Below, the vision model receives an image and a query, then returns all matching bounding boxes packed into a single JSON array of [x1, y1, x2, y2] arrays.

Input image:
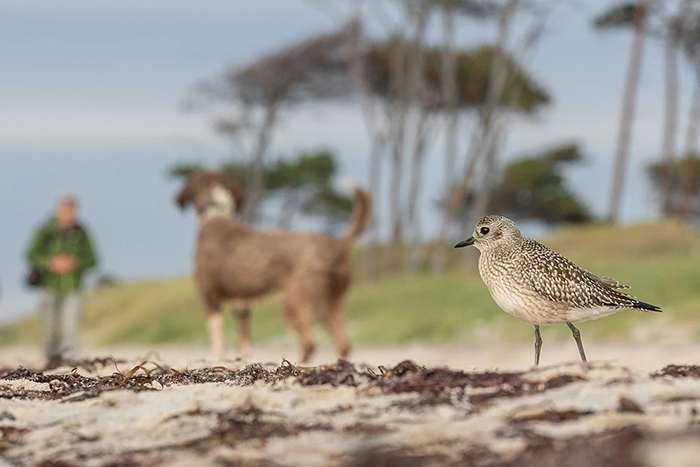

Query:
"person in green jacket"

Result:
[[26, 196, 97, 366]]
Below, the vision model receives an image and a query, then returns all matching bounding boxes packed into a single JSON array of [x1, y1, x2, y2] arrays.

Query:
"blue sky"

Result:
[[0, 0, 690, 318]]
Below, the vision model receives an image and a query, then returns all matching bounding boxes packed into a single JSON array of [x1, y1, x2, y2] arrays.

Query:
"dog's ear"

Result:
[[175, 177, 196, 210]]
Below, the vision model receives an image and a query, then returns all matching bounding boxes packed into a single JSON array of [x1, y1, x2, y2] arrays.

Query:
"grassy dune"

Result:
[[2, 221, 699, 347]]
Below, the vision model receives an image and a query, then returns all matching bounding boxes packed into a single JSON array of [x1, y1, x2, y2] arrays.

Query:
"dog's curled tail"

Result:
[[341, 187, 372, 247]]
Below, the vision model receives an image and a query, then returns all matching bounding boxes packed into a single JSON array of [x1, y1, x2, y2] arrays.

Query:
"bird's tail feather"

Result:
[[633, 301, 662, 312]]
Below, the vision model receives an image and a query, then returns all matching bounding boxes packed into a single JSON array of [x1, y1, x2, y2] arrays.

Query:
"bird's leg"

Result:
[[566, 322, 588, 363], [533, 325, 542, 366]]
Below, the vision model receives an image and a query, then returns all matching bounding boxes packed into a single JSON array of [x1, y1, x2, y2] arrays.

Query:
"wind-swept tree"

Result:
[[593, 1, 688, 217], [304, 1, 550, 273], [593, 1, 651, 223], [363, 39, 549, 270], [362, 43, 548, 113], [185, 21, 360, 221], [349, 0, 500, 275], [428, 0, 557, 271]]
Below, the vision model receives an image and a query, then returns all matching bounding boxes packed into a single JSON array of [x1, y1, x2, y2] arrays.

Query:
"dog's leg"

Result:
[[207, 312, 225, 359], [324, 299, 351, 360], [283, 299, 316, 364], [232, 307, 252, 360]]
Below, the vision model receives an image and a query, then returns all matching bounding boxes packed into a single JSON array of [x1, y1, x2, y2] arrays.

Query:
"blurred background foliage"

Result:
[[4, 0, 700, 347], [484, 142, 591, 224]]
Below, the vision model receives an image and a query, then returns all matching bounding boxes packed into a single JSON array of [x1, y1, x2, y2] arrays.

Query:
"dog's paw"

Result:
[[299, 343, 317, 365]]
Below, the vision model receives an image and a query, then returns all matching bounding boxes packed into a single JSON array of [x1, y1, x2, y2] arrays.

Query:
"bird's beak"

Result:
[[454, 237, 475, 248]]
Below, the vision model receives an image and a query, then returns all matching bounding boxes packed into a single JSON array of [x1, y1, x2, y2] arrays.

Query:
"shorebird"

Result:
[[454, 215, 661, 365]]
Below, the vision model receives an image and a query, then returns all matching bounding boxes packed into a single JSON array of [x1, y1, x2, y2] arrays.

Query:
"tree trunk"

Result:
[[473, 5, 549, 220], [366, 130, 385, 278], [243, 104, 278, 222], [435, 119, 484, 235], [350, 17, 386, 278], [473, 118, 506, 218], [428, 6, 460, 272], [439, 123, 484, 237], [386, 4, 430, 270], [406, 115, 429, 233], [677, 69, 700, 218], [406, 113, 433, 271], [661, 34, 680, 217], [387, 44, 408, 247], [277, 191, 301, 229], [441, 7, 459, 192], [607, 0, 649, 223], [404, 10, 431, 244], [465, 0, 518, 225], [388, 120, 407, 244]]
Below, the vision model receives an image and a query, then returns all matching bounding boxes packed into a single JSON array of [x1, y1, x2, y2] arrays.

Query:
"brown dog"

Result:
[[176, 171, 371, 363]]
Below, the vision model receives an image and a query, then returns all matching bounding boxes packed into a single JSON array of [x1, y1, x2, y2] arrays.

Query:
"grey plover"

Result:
[[454, 215, 661, 365]]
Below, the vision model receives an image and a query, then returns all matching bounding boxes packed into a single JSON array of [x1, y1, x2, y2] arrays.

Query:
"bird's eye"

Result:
[[480, 227, 490, 235]]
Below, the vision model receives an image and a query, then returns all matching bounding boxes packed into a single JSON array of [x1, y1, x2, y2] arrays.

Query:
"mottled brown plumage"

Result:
[[511, 238, 658, 313], [455, 215, 660, 366]]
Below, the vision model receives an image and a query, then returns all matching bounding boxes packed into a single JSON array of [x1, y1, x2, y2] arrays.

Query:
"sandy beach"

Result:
[[1, 343, 700, 466]]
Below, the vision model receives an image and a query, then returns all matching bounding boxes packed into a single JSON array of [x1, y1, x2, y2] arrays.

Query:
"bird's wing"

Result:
[[590, 275, 629, 290], [514, 240, 639, 309]]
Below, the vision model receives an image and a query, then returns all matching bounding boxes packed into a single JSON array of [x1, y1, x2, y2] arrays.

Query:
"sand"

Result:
[[1, 343, 700, 466]]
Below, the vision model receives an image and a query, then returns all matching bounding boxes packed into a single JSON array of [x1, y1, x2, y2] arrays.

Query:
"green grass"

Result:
[[3, 221, 699, 347]]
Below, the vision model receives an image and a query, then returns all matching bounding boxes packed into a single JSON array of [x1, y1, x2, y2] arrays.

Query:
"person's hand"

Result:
[[48, 255, 78, 274]]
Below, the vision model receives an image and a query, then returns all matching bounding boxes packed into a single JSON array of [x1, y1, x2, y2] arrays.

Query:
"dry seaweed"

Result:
[[617, 396, 645, 414], [510, 409, 594, 424], [0, 359, 587, 406], [652, 364, 700, 379], [370, 360, 585, 406]]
